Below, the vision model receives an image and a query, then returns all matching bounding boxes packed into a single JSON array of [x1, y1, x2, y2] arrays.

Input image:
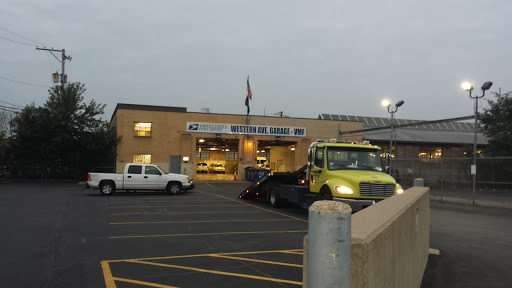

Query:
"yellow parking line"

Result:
[[112, 277, 181, 288], [280, 251, 304, 255], [107, 249, 303, 262], [209, 254, 302, 267], [110, 230, 307, 239], [109, 210, 264, 216], [110, 218, 296, 225], [101, 261, 116, 288], [109, 204, 245, 209], [218, 249, 303, 256], [196, 190, 308, 223], [126, 260, 302, 286]]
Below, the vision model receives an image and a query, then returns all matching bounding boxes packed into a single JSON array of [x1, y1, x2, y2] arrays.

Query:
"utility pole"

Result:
[[36, 47, 72, 85]]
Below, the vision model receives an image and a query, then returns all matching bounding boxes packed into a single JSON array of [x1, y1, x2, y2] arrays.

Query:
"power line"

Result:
[[0, 106, 20, 114], [0, 26, 49, 47], [0, 75, 50, 87], [0, 100, 24, 108], [0, 105, 23, 111], [0, 35, 35, 47]]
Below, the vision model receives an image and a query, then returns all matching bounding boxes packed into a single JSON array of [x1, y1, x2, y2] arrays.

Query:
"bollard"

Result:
[[307, 200, 352, 288], [414, 178, 424, 187]]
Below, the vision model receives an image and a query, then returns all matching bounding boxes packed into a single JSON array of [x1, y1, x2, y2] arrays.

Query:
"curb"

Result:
[[430, 195, 512, 209]]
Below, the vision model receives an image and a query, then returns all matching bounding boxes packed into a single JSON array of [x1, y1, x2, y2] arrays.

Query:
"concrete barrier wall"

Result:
[[351, 187, 430, 288]]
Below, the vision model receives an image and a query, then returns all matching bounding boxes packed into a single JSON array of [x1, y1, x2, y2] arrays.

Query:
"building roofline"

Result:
[[110, 103, 348, 123], [110, 103, 188, 123]]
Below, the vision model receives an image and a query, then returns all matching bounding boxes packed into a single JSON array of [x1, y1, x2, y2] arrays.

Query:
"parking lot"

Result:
[[0, 181, 308, 288], [2, 181, 512, 288]]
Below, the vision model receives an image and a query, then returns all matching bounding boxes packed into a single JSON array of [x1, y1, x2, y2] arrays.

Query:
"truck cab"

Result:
[[308, 140, 403, 210]]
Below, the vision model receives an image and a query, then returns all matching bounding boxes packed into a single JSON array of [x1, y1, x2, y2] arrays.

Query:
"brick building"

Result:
[[110, 104, 364, 179]]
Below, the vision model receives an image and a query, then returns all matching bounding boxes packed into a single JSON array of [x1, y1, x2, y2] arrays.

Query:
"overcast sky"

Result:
[[2, 0, 511, 122]]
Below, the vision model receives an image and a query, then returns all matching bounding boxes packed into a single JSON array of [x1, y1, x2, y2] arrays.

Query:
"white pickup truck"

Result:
[[86, 163, 194, 195]]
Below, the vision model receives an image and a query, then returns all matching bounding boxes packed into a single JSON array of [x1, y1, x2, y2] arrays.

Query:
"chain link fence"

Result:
[[392, 157, 512, 195]]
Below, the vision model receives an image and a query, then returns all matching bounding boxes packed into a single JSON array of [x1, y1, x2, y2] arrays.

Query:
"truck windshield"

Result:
[[326, 147, 383, 171]]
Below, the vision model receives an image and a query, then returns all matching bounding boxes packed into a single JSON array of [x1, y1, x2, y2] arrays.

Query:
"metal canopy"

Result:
[[318, 114, 488, 145]]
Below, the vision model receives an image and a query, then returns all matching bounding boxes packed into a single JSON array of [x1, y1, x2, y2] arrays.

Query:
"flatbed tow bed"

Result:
[[239, 165, 317, 208]]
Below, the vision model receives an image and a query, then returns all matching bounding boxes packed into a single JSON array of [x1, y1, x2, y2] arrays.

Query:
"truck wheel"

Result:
[[270, 189, 281, 208], [167, 182, 181, 195], [99, 181, 115, 195], [318, 186, 333, 200]]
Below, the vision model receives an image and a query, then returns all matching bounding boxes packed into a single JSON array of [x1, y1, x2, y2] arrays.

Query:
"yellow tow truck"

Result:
[[240, 139, 403, 212]]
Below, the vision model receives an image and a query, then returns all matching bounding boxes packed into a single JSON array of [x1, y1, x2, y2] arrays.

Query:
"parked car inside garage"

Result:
[[196, 162, 208, 173], [209, 163, 225, 174]]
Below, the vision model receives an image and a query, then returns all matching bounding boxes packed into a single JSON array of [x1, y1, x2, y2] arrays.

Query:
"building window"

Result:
[[463, 149, 484, 158], [418, 147, 442, 162], [226, 151, 238, 160], [133, 154, 151, 164], [134, 122, 151, 137]]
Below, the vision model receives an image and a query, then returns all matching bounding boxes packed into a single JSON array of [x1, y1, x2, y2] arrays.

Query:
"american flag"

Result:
[[247, 76, 252, 100]]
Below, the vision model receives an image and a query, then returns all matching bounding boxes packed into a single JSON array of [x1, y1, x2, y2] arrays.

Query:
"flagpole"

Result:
[[245, 75, 251, 125]]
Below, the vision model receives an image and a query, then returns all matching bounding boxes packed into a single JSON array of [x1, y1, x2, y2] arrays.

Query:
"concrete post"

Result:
[[414, 178, 424, 187], [307, 200, 352, 288]]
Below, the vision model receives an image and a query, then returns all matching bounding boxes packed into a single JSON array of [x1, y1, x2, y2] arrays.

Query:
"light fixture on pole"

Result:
[[461, 81, 493, 206], [382, 99, 405, 179]]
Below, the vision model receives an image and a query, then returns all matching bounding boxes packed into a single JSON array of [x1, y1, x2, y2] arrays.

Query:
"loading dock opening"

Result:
[[257, 140, 296, 173], [195, 138, 239, 180]]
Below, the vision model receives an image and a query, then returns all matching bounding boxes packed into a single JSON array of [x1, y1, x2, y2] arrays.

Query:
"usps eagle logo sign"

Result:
[[188, 123, 199, 131]]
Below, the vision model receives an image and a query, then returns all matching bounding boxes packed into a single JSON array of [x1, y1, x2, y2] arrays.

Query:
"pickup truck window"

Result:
[[145, 166, 162, 175], [128, 165, 142, 174]]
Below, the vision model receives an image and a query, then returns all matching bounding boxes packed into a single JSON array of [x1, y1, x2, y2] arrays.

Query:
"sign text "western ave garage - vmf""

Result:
[[186, 122, 307, 137]]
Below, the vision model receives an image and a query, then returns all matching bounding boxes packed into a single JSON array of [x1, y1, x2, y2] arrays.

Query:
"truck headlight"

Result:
[[334, 185, 353, 194], [396, 184, 403, 194]]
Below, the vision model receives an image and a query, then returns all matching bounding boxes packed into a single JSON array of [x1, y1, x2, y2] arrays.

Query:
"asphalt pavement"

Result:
[[1, 180, 511, 288], [0, 180, 309, 288], [426, 186, 512, 287], [422, 201, 512, 288]]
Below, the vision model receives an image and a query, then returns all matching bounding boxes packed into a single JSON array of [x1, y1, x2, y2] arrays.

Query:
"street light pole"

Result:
[[382, 100, 404, 179], [389, 111, 394, 177], [462, 81, 493, 206]]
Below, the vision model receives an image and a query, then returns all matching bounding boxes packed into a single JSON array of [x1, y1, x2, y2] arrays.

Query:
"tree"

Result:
[[9, 105, 55, 178], [45, 83, 112, 178], [0, 110, 15, 179], [479, 90, 512, 156], [0, 111, 11, 139], [8, 82, 118, 179]]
